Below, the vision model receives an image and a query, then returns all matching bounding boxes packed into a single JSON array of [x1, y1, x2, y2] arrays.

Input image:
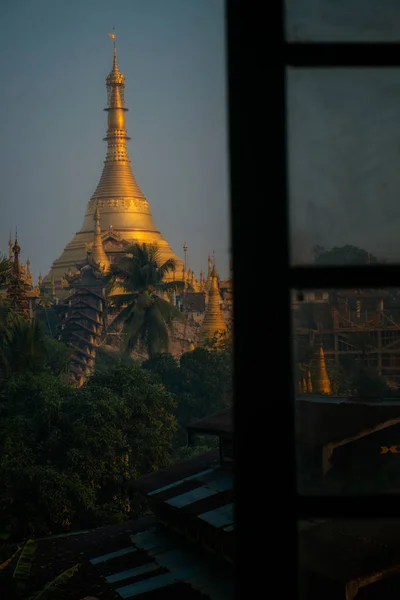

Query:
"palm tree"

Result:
[[107, 243, 186, 357], [0, 315, 47, 380], [0, 255, 12, 287]]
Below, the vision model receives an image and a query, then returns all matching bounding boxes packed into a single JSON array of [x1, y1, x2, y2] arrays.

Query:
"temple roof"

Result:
[[219, 276, 232, 289]]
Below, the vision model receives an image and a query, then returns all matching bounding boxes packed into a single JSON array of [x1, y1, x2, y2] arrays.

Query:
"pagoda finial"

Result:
[[106, 27, 125, 88], [8, 230, 12, 259], [108, 26, 117, 66], [12, 229, 21, 277]]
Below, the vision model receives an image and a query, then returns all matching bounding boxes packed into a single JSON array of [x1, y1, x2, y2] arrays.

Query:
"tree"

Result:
[[0, 254, 12, 287], [143, 342, 233, 447], [95, 346, 137, 372], [107, 243, 186, 358], [0, 316, 70, 383], [0, 363, 177, 540], [313, 244, 381, 266], [87, 363, 177, 475]]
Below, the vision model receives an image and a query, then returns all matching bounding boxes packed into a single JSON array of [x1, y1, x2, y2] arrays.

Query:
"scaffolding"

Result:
[[293, 289, 400, 387]]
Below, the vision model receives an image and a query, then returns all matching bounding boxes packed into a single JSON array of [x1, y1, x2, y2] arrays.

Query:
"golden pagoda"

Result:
[[314, 344, 332, 394], [44, 32, 183, 297], [198, 265, 227, 347]]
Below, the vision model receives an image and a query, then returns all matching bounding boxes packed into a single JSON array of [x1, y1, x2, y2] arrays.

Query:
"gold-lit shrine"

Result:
[[298, 345, 332, 395], [44, 33, 184, 297], [3, 232, 40, 319], [198, 265, 227, 347]]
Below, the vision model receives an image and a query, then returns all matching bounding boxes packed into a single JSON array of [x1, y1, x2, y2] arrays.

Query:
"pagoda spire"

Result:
[[207, 254, 212, 279], [91, 207, 110, 272], [6, 233, 30, 319], [314, 344, 332, 394], [44, 33, 184, 296], [8, 230, 12, 259], [12, 230, 21, 277], [198, 265, 227, 347]]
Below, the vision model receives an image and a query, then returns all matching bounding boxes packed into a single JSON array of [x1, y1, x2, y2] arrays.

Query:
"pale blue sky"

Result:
[[0, 0, 229, 281]]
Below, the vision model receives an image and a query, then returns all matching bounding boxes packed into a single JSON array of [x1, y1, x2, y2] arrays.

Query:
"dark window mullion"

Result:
[[289, 265, 400, 289], [286, 42, 400, 68]]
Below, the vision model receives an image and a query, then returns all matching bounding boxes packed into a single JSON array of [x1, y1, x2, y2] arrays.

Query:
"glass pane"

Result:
[[293, 287, 400, 495], [286, 0, 400, 42], [288, 68, 400, 266], [298, 519, 400, 599]]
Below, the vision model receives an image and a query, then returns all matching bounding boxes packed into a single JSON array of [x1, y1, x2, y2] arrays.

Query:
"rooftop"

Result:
[[132, 448, 234, 565], [28, 514, 233, 600], [131, 451, 219, 496], [187, 409, 233, 437], [296, 397, 400, 446]]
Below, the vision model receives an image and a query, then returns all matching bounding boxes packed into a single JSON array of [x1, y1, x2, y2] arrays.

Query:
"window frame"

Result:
[[286, 40, 400, 516]]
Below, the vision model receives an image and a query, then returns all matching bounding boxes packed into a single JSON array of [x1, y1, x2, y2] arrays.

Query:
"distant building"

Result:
[[293, 289, 400, 387]]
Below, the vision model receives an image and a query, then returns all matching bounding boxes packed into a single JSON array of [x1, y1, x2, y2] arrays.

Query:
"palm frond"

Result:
[[154, 296, 185, 324], [108, 292, 137, 312], [145, 302, 170, 357], [122, 304, 148, 355], [156, 280, 186, 294], [157, 257, 177, 281], [30, 563, 81, 600], [108, 303, 136, 331], [146, 242, 161, 264], [108, 242, 185, 357], [0, 255, 12, 286], [12, 539, 35, 581]]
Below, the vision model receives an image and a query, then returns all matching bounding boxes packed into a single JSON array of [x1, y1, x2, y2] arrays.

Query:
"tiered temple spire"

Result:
[[198, 265, 227, 347], [60, 245, 109, 387], [314, 344, 332, 394], [6, 233, 32, 319], [44, 32, 183, 297]]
